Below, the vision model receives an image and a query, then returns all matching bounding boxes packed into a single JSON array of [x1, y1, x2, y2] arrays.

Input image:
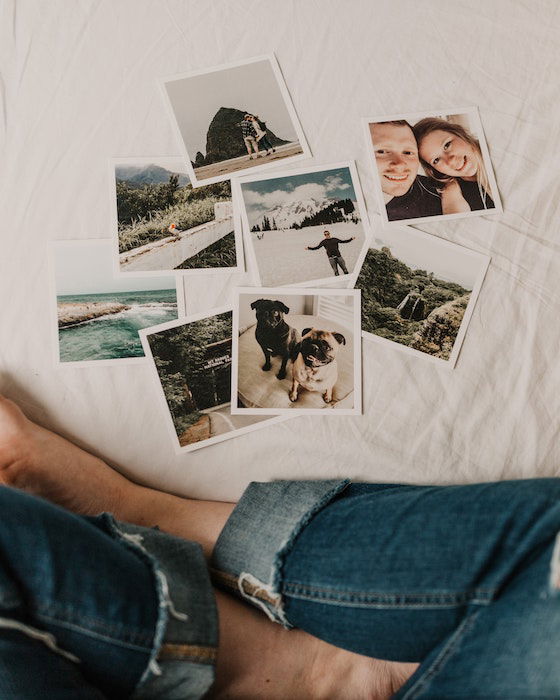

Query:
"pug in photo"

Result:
[[251, 299, 300, 380], [290, 328, 346, 404]]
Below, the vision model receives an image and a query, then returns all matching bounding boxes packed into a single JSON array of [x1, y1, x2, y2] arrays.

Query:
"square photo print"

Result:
[[235, 162, 371, 287], [364, 107, 501, 226], [139, 308, 286, 453], [50, 240, 183, 366], [353, 219, 490, 367], [160, 55, 310, 186], [231, 287, 362, 415], [111, 157, 241, 276]]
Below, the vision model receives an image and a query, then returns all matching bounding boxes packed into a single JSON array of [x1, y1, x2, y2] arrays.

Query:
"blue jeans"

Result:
[[258, 134, 274, 151], [282, 481, 560, 698], [0, 487, 216, 699]]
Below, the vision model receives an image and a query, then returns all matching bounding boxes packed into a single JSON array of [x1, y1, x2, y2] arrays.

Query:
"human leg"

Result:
[[328, 256, 339, 275], [336, 255, 349, 274], [281, 480, 560, 682], [0, 397, 235, 558], [0, 486, 161, 698]]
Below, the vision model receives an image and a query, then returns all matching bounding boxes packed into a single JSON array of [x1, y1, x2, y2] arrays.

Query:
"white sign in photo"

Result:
[[351, 217, 491, 368], [231, 287, 362, 415], [234, 161, 372, 288], [160, 55, 311, 187], [109, 156, 244, 278], [363, 106, 502, 227]]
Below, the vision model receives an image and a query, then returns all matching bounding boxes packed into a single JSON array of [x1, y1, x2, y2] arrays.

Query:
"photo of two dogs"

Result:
[[251, 299, 345, 404]]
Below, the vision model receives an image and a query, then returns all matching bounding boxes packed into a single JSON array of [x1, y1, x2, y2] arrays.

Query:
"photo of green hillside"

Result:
[[356, 246, 472, 361], [116, 166, 232, 254]]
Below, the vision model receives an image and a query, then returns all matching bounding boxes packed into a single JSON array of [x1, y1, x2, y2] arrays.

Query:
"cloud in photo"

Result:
[[241, 167, 357, 227]]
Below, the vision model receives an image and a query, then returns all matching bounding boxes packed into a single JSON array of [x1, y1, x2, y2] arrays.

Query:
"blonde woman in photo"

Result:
[[413, 117, 495, 213]]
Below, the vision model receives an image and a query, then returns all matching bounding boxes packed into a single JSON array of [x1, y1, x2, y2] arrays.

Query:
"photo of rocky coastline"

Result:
[[52, 240, 179, 363]]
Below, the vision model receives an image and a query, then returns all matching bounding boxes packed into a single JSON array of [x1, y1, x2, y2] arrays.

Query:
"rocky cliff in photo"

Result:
[[197, 107, 290, 166]]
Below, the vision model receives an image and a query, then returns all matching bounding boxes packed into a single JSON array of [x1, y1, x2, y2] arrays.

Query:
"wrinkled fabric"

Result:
[[1, 0, 559, 497]]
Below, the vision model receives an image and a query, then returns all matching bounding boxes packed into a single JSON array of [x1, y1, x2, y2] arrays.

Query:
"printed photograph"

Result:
[[51, 240, 181, 365], [161, 55, 310, 186], [364, 107, 502, 226], [111, 157, 240, 275], [236, 163, 370, 287], [231, 288, 361, 415], [139, 309, 285, 452], [353, 220, 490, 367]]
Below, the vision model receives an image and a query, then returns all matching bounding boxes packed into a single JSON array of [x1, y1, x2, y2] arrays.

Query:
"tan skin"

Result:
[[0, 396, 418, 698]]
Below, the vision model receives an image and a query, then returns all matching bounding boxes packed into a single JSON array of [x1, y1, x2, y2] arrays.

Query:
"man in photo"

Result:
[[240, 114, 260, 160], [305, 230, 355, 276], [371, 120, 443, 221]]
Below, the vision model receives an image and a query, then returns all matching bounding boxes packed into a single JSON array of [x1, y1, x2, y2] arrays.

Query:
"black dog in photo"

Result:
[[250, 299, 300, 380]]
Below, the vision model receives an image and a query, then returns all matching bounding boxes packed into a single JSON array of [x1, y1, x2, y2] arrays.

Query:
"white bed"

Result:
[[2, 0, 559, 503]]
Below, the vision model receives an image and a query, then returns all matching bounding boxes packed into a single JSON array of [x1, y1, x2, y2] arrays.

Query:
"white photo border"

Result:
[[159, 54, 312, 187], [108, 156, 244, 278], [49, 239, 185, 369], [234, 160, 373, 289], [230, 286, 362, 415], [138, 306, 291, 454], [349, 217, 491, 369], [363, 106, 503, 228]]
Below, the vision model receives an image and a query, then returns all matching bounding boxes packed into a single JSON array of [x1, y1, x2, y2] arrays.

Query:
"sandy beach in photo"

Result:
[[193, 142, 303, 180]]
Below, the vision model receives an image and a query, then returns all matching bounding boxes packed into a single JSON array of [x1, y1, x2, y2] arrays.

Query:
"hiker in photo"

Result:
[[413, 117, 495, 212], [249, 114, 275, 155], [306, 229, 355, 276], [240, 114, 260, 160], [239, 164, 369, 286]]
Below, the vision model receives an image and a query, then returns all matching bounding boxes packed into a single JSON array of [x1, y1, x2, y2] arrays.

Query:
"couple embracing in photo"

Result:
[[371, 116, 495, 221]]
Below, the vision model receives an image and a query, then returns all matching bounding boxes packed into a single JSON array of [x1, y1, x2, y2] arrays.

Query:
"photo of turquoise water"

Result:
[[57, 289, 178, 362]]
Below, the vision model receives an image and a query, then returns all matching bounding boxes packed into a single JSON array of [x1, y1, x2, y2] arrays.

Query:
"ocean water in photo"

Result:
[[58, 289, 178, 362]]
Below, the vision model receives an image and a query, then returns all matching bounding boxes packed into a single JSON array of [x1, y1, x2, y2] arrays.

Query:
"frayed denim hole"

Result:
[[548, 531, 560, 596]]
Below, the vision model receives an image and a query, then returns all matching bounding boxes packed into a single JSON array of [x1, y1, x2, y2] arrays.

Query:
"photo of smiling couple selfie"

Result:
[[367, 109, 501, 226]]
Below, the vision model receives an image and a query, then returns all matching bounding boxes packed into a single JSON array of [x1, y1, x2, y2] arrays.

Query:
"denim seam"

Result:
[[400, 610, 480, 700], [282, 582, 496, 606], [35, 611, 154, 654], [34, 601, 155, 646]]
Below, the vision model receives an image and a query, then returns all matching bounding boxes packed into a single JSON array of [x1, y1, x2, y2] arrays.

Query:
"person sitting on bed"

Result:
[[413, 117, 495, 212], [1, 394, 560, 699], [371, 120, 469, 220]]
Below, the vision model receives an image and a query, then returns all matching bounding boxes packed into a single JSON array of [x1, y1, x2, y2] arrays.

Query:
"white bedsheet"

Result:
[[2, 0, 559, 501]]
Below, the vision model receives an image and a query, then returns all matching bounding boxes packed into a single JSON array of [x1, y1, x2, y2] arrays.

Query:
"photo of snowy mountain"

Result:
[[237, 164, 370, 287]]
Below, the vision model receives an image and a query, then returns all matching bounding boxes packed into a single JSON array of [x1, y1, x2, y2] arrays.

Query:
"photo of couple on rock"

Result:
[[239, 113, 276, 159], [162, 56, 309, 185], [368, 110, 500, 223]]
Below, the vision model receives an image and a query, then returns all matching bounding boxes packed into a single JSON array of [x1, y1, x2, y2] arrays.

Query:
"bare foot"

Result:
[[0, 396, 131, 516]]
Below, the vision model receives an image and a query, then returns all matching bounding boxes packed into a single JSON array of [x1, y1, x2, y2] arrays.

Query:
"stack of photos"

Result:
[[139, 308, 285, 453], [364, 107, 501, 226], [234, 162, 370, 287], [160, 55, 310, 186], [231, 287, 361, 414], [110, 157, 243, 275], [353, 219, 490, 367], [50, 240, 183, 366], [48, 43, 501, 454]]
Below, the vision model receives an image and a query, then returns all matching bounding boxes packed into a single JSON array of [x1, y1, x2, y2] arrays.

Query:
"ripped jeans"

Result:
[[281, 481, 560, 698], [0, 487, 217, 699]]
